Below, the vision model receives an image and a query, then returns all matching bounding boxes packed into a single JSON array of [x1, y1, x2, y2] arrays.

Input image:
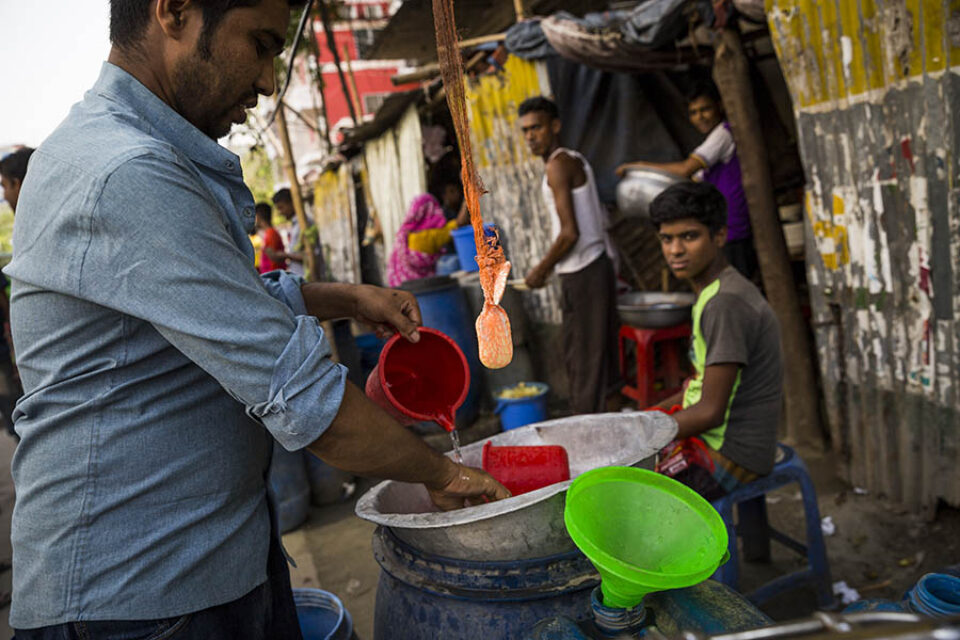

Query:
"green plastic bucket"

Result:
[[563, 466, 729, 609]]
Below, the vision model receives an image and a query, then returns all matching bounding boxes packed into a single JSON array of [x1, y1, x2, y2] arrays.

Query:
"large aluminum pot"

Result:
[[618, 291, 696, 328], [355, 411, 677, 561], [615, 167, 687, 217]]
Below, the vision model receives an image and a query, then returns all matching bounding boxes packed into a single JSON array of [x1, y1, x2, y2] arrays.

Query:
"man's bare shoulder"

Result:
[[546, 150, 586, 185]]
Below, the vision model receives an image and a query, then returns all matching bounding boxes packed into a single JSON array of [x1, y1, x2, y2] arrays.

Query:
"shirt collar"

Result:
[[92, 62, 243, 176]]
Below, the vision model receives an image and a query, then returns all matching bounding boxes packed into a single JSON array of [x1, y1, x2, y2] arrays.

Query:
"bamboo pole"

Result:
[[712, 28, 824, 450], [274, 99, 317, 281], [307, 13, 333, 153], [317, 0, 358, 126], [342, 44, 365, 118], [513, 0, 525, 21]]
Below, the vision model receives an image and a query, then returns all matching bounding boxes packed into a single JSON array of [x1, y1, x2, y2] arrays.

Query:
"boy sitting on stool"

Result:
[[649, 182, 782, 500]]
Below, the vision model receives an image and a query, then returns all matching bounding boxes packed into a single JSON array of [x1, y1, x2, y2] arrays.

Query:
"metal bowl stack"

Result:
[[617, 291, 696, 328]]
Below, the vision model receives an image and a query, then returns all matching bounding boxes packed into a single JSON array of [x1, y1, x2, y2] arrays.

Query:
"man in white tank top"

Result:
[[518, 97, 621, 414]]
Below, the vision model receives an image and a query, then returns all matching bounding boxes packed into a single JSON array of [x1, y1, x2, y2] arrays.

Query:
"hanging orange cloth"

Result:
[[432, 0, 513, 369]]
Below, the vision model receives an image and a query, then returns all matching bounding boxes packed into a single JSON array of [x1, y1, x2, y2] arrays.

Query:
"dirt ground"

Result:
[[284, 431, 960, 640]]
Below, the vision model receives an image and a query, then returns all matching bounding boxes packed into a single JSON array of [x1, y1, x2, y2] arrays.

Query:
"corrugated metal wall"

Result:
[[768, 0, 960, 510], [466, 56, 563, 324]]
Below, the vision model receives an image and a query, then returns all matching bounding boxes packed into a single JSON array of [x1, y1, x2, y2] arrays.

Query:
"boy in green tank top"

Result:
[[649, 183, 782, 499]]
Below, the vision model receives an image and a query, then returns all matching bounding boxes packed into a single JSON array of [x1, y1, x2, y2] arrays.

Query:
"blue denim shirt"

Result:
[[4, 63, 347, 628]]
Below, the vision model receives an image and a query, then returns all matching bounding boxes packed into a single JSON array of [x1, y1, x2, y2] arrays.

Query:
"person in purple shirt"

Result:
[[617, 81, 757, 280]]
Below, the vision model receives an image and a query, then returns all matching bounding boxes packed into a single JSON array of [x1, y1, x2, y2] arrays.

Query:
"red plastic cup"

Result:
[[481, 442, 571, 496], [364, 327, 470, 430]]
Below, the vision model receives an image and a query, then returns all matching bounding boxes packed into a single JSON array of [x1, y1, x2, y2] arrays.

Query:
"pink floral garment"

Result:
[[387, 193, 449, 287]]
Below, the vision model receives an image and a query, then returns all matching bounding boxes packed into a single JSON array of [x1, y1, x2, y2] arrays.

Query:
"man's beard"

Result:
[[170, 52, 233, 140]]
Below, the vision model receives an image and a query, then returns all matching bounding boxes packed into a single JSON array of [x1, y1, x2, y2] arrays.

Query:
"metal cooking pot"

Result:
[[615, 167, 687, 217], [617, 291, 696, 328]]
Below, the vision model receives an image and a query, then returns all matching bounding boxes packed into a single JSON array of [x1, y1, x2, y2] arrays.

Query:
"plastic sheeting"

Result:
[[506, 1, 713, 70], [362, 105, 427, 261], [546, 57, 702, 204]]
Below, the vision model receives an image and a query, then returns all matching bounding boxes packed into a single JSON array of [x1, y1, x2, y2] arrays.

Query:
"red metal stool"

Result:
[[619, 323, 691, 408]]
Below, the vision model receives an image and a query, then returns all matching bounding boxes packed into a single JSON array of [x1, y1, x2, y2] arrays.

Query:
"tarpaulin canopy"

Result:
[[368, 0, 606, 61]]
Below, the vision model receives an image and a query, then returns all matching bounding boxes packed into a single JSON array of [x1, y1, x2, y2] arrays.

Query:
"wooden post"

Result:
[[317, 0, 358, 126], [274, 99, 317, 281], [342, 44, 365, 118], [712, 28, 825, 450]]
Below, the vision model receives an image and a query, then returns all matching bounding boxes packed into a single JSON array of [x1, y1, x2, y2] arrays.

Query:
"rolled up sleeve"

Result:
[[79, 153, 346, 450]]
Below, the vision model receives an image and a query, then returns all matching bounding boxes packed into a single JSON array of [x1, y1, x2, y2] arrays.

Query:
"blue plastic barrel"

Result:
[[294, 588, 353, 640], [268, 445, 310, 534], [908, 573, 960, 617], [372, 528, 770, 640], [305, 454, 354, 506], [495, 382, 549, 430], [398, 276, 481, 428], [354, 333, 386, 383]]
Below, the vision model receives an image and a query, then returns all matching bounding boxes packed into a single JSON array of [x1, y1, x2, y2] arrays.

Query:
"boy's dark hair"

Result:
[[687, 80, 722, 106], [254, 202, 273, 220], [0, 147, 35, 183], [649, 182, 728, 234], [272, 187, 292, 204], [110, 0, 307, 56], [518, 96, 559, 120]]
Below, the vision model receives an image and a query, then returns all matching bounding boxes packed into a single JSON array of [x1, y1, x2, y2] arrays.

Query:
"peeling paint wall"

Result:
[[768, 0, 960, 510], [313, 164, 361, 284], [466, 57, 562, 324]]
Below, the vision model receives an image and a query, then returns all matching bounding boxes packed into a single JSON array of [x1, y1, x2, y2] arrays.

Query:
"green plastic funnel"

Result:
[[563, 466, 729, 609]]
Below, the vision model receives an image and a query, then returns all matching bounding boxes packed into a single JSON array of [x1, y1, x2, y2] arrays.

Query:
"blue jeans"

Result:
[[14, 534, 303, 640]]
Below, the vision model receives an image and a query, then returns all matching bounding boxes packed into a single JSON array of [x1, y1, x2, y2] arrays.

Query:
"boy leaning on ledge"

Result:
[[648, 182, 783, 500]]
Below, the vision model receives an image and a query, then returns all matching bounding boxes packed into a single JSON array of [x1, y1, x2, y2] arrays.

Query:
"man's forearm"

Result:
[[535, 234, 578, 275], [674, 402, 724, 439], [307, 381, 456, 489], [300, 282, 360, 321]]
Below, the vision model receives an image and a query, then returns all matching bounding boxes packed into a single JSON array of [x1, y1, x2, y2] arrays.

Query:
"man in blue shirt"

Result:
[[6, 1, 508, 637]]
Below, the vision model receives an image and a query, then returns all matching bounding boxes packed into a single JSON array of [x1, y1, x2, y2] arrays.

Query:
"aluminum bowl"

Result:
[[618, 291, 696, 328], [355, 412, 677, 561], [615, 167, 687, 217]]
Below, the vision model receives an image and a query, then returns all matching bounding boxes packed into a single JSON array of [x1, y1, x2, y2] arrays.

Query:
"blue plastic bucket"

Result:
[[294, 588, 354, 640], [495, 382, 549, 431], [436, 253, 461, 276], [451, 225, 496, 272], [908, 573, 960, 617]]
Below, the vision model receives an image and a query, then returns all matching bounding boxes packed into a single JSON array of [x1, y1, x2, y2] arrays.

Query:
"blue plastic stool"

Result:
[[711, 444, 834, 608]]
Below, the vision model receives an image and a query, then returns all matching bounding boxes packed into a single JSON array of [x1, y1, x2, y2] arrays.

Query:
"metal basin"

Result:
[[615, 167, 687, 217], [355, 412, 677, 561], [618, 291, 695, 328]]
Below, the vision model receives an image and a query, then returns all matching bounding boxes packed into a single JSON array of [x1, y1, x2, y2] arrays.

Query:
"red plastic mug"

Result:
[[364, 327, 470, 431], [481, 442, 571, 496]]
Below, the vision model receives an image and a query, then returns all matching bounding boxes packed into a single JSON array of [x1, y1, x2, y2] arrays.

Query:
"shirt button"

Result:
[[243, 207, 253, 218], [225, 160, 235, 170]]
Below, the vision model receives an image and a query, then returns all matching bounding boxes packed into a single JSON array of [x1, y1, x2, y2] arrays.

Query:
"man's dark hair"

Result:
[[649, 182, 727, 234], [518, 96, 559, 120], [254, 202, 273, 221], [110, 1, 307, 56], [0, 147, 35, 183], [272, 188, 292, 204], [687, 80, 722, 106]]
